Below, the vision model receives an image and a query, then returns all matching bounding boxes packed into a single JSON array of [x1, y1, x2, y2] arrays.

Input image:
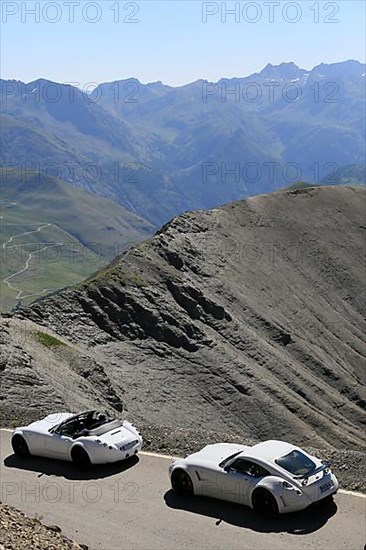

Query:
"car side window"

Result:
[[57, 421, 75, 437], [229, 459, 270, 478]]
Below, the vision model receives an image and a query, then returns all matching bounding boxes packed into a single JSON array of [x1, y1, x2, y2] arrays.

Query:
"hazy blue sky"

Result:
[[1, 1, 365, 86]]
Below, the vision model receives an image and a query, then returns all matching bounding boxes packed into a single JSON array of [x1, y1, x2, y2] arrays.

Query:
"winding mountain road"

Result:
[[0, 430, 364, 550], [2, 223, 52, 250], [1, 223, 62, 301]]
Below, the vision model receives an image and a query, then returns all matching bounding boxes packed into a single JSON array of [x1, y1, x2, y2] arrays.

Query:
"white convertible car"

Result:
[[169, 440, 339, 516], [11, 410, 143, 467]]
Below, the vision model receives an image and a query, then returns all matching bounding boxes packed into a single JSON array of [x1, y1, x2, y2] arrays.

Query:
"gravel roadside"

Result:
[[0, 503, 86, 550]]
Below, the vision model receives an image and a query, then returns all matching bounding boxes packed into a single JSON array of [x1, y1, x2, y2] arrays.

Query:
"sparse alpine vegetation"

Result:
[[35, 331, 65, 348]]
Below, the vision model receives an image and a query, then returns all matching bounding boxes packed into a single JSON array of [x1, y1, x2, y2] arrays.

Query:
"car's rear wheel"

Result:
[[171, 469, 194, 496], [71, 446, 91, 469], [11, 435, 31, 458], [252, 489, 279, 517]]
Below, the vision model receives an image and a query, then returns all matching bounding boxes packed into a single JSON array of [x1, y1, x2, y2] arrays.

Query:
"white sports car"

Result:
[[11, 410, 143, 467], [169, 440, 339, 516]]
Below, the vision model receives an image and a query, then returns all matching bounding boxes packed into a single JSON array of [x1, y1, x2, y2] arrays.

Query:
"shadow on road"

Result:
[[164, 490, 337, 534], [4, 453, 139, 480]]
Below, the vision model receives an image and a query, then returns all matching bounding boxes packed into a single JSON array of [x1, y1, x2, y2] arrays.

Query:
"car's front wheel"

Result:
[[252, 489, 279, 517], [171, 469, 194, 496], [11, 435, 31, 458], [71, 446, 91, 469]]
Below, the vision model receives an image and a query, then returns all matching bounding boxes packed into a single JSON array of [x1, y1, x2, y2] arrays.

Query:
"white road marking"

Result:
[[140, 450, 179, 460], [338, 489, 366, 498]]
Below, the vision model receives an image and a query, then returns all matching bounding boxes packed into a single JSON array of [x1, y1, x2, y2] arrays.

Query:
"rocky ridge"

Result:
[[0, 186, 365, 454]]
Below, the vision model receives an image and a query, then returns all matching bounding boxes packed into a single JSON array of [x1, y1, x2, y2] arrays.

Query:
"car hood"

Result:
[[186, 443, 248, 465]]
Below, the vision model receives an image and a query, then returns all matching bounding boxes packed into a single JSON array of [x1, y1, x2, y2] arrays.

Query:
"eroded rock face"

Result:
[[3, 186, 366, 450], [0, 319, 123, 426]]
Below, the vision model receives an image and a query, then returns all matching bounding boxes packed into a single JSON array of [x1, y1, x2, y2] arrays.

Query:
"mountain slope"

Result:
[[1, 60, 365, 226], [3, 186, 365, 450], [325, 164, 366, 184], [1, 169, 153, 311]]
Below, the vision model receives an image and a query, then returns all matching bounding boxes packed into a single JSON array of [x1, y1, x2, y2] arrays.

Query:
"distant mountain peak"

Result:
[[264, 61, 299, 69], [310, 59, 366, 78], [258, 61, 306, 80]]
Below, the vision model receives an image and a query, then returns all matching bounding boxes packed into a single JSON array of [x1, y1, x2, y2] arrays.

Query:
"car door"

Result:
[[222, 459, 262, 506], [23, 431, 46, 456], [43, 422, 75, 460], [191, 466, 228, 500]]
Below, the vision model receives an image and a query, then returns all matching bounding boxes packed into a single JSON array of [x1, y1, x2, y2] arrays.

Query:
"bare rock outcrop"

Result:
[[2, 186, 365, 451]]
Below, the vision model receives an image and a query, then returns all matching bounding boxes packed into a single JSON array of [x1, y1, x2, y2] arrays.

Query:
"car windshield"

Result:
[[54, 410, 115, 437], [275, 450, 316, 476]]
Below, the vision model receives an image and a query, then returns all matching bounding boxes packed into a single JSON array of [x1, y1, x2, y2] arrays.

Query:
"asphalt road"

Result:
[[0, 430, 365, 550]]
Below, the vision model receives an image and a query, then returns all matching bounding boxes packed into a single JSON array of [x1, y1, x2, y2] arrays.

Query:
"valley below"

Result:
[[0, 169, 153, 311]]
